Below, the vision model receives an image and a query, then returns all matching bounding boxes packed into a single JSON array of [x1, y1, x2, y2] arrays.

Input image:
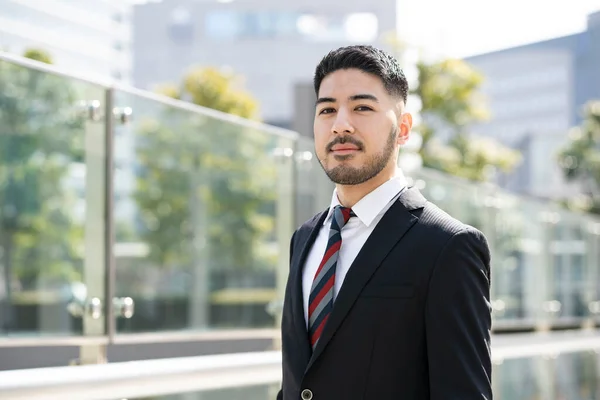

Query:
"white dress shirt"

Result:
[[302, 169, 408, 327]]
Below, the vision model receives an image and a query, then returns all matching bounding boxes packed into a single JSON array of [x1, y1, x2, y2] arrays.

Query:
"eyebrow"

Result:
[[315, 93, 379, 106]]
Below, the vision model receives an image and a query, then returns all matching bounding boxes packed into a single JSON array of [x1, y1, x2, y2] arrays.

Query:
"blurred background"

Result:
[[1, 0, 600, 399]]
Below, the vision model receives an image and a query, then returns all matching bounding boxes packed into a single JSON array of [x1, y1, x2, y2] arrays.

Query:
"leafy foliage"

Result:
[[413, 58, 521, 181], [155, 66, 258, 119], [134, 66, 276, 276], [387, 36, 521, 182], [557, 101, 600, 213], [0, 48, 85, 288]]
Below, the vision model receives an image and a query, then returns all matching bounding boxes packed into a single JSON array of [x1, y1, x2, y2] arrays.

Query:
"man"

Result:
[[277, 45, 492, 400]]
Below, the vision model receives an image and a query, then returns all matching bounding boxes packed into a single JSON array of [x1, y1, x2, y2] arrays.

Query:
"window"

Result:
[[205, 11, 240, 38], [204, 11, 378, 42], [296, 13, 378, 42], [168, 6, 194, 43]]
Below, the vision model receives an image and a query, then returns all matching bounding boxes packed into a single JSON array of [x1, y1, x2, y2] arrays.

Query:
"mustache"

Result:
[[326, 136, 364, 152]]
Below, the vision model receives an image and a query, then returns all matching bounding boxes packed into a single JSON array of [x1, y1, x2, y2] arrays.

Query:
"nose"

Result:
[[331, 110, 354, 135]]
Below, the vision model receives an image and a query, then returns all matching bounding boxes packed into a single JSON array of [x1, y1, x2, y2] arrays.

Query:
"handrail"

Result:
[[0, 51, 299, 140], [3, 331, 600, 399], [0, 351, 282, 400], [0, 50, 115, 87]]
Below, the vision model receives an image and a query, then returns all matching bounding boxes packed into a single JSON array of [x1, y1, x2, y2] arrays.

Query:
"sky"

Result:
[[397, 0, 600, 58]]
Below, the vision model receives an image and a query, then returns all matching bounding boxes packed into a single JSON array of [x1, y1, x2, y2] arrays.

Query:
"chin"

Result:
[[332, 153, 360, 162]]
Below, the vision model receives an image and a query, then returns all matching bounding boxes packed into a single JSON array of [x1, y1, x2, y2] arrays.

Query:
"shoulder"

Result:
[[396, 186, 481, 241], [407, 198, 491, 281], [417, 200, 488, 250]]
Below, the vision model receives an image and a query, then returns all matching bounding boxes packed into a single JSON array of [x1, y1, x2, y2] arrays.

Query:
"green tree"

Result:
[[133, 66, 276, 327], [156, 67, 258, 118], [557, 101, 600, 213], [0, 49, 85, 330], [414, 58, 521, 181], [387, 36, 521, 181]]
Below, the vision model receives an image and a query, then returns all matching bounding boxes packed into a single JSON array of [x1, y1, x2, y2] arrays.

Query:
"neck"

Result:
[[335, 163, 398, 208]]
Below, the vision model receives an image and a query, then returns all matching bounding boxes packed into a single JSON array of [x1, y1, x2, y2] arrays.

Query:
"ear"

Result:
[[397, 112, 412, 145]]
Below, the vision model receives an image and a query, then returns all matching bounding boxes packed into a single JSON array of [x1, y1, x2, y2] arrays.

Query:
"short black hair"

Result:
[[313, 45, 408, 104]]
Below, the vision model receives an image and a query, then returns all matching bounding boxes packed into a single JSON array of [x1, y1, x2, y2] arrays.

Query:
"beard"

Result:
[[318, 124, 398, 185]]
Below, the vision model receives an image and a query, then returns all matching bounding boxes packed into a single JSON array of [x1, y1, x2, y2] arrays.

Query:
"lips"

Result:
[[326, 136, 363, 154], [331, 144, 359, 152]]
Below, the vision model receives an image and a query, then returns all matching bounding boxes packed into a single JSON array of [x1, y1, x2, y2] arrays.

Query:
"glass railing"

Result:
[[0, 56, 108, 338], [412, 168, 600, 331], [111, 88, 297, 333], [1, 52, 600, 356]]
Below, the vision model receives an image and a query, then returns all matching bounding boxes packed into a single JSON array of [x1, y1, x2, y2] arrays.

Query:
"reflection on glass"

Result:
[[493, 357, 547, 399], [0, 60, 102, 336], [553, 352, 599, 399], [113, 92, 295, 332], [490, 193, 542, 321], [493, 351, 600, 399], [550, 214, 590, 320]]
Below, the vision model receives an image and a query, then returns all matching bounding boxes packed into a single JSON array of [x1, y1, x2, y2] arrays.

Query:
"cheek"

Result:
[[313, 124, 329, 149]]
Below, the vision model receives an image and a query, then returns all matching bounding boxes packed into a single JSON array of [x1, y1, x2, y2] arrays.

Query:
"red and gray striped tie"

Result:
[[308, 205, 355, 350]]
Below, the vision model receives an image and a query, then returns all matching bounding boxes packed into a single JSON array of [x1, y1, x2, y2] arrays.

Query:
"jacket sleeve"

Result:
[[276, 229, 298, 400], [425, 226, 493, 399]]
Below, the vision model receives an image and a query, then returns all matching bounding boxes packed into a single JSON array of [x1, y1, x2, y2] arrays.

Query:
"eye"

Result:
[[356, 105, 373, 112], [318, 107, 336, 115]]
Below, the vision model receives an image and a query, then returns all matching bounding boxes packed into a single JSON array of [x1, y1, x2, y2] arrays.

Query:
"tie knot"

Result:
[[333, 205, 355, 228]]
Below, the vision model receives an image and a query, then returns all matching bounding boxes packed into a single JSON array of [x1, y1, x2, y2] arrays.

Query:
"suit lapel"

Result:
[[305, 187, 427, 372], [290, 210, 328, 368]]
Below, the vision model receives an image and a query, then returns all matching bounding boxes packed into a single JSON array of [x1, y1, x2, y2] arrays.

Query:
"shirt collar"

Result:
[[324, 169, 408, 228]]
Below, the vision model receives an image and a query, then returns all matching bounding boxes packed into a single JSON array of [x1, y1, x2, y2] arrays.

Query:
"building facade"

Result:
[[132, 0, 398, 128], [464, 11, 600, 200], [0, 0, 132, 82]]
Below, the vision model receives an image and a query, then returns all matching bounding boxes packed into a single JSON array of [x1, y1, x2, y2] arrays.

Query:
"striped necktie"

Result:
[[308, 205, 355, 350]]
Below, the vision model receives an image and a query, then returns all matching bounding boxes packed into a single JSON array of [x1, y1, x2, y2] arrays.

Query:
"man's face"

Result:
[[314, 68, 411, 185]]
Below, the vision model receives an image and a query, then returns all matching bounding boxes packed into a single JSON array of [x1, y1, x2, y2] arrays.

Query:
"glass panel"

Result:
[[552, 351, 600, 399], [590, 221, 600, 325], [492, 356, 550, 399], [410, 168, 600, 330], [294, 135, 333, 228], [0, 60, 107, 336], [490, 193, 547, 326], [547, 209, 592, 324], [112, 91, 295, 333]]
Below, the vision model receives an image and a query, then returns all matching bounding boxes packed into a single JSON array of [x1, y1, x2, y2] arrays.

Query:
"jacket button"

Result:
[[301, 388, 313, 400]]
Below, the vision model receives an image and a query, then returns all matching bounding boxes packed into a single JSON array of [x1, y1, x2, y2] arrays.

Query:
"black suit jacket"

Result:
[[277, 187, 492, 400]]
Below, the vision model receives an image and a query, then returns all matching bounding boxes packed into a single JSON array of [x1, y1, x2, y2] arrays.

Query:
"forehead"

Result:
[[318, 68, 388, 98]]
